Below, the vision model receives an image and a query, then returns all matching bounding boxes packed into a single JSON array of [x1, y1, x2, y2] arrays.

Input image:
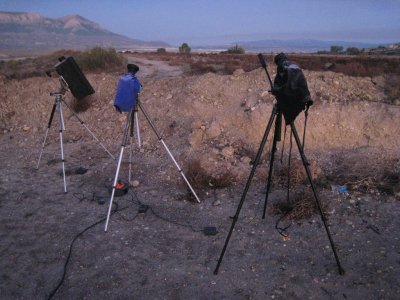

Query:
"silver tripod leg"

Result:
[[138, 101, 200, 203], [128, 109, 141, 182], [105, 110, 133, 231], [36, 127, 50, 169], [104, 146, 125, 232], [134, 108, 141, 148], [56, 96, 67, 193]]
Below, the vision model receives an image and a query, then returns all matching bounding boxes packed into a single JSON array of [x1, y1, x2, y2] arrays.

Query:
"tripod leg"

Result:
[[214, 105, 278, 275], [56, 97, 67, 193], [262, 113, 281, 219], [290, 123, 345, 275], [134, 106, 142, 148], [36, 102, 57, 169], [138, 101, 200, 203], [104, 146, 125, 232], [61, 100, 115, 160], [129, 110, 135, 183], [105, 111, 132, 232]]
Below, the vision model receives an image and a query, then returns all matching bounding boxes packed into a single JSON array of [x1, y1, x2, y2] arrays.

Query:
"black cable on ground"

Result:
[[129, 188, 217, 235], [48, 187, 218, 299], [47, 202, 128, 300]]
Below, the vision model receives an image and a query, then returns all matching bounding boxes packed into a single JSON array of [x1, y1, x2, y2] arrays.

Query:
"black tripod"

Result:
[[214, 54, 345, 275], [104, 98, 200, 232]]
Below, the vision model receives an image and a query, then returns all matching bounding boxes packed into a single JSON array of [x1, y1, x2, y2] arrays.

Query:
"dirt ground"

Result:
[[0, 55, 399, 299]]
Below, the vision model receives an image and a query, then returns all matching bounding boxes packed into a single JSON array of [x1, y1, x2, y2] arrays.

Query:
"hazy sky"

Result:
[[1, 0, 399, 45]]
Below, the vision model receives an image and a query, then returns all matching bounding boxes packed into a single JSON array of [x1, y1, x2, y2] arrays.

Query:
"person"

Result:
[[114, 64, 142, 113], [271, 53, 313, 124]]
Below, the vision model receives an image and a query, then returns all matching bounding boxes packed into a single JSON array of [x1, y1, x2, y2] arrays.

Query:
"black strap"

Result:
[[280, 125, 287, 163], [302, 106, 310, 150], [275, 129, 293, 238]]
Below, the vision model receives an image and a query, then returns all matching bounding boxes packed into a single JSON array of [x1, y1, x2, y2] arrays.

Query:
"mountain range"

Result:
[[0, 11, 391, 56], [0, 11, 169, 55]]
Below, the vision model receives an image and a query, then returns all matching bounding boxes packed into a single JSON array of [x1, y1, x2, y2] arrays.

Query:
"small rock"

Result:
[[23, 125, 30, 131], [130, 180, 140, 187], [233, 69, 245, 76], [240, 156, 252, 164], [207, 121, 221, 138], [221, 146, 235, 158], [213, 200, 221, 206], [166, 94, 173, 100]]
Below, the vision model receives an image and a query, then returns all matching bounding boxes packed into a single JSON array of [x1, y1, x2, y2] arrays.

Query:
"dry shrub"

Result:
[[184, 159, 236, 190], [0, 49, 80, 79], [346, 170, 399, 195], [271, 159, 322, 187], [75, 47, 126, 72], [269, 190, 328, 220], [325, 152, 399, 196], [384, 74, 400, 104]]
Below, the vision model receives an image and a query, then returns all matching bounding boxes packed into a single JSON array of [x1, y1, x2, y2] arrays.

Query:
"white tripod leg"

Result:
[[104, 146, 125, 232], [134, 109, 141, 148], [138, 101, 200, 203], [56, 97, 67, 193]]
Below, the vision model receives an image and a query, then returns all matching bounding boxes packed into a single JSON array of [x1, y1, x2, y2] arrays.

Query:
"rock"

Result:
[[260, 91, 269, 97], [240, 156, 252, 164], [166, 94, 173, 100], [213, 199, 221, 206], [233, 69, 245, 76], [130, 180, 140, 187], [22, 126, 30, 131], [189, 129, 204, 147], [221, 146, 235, 158], [324, 62, 335, 70], [207, 121, 221, 138]]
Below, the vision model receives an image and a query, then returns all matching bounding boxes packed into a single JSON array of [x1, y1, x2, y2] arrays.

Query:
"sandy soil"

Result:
[[0, 56, 399, 299]]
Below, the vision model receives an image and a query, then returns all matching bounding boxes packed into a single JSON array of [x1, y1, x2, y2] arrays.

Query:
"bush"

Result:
[[157, 48, 167, 53], [384, 74, 400, 104], [179, 43, 191, 54], [330, 45, 344, 53], [76, 47, 127, 72], [227, 44, 245, 54], [347, 47, 360, 55]]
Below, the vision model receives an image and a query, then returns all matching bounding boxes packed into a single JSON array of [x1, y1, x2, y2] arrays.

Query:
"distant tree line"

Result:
[[318, 43, 400, 55]]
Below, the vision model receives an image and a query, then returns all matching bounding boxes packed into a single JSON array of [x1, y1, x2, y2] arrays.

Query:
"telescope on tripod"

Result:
[[36, 56, 114, 193], [214, 53, 345, 275]]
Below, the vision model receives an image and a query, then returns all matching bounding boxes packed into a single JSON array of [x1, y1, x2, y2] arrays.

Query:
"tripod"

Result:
[[214, 54, 345, 275], [104, 98, 200, 232], [36, 78, 115, 193]]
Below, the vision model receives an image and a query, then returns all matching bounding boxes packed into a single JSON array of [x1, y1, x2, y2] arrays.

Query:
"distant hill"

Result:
[[0, 11, 169, 55]]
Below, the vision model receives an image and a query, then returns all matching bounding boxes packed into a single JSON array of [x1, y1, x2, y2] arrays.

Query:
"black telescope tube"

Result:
[[257, 53, 273, 89], [257, 53, 267, 68]]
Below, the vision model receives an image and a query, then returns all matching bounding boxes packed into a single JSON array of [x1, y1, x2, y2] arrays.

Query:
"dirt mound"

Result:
[[0, 63, 399, 185]]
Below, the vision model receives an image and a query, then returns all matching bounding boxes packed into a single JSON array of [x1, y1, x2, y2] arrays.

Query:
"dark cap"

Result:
[[274, 53, 288, 66], [127, 63, 139, 74]]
